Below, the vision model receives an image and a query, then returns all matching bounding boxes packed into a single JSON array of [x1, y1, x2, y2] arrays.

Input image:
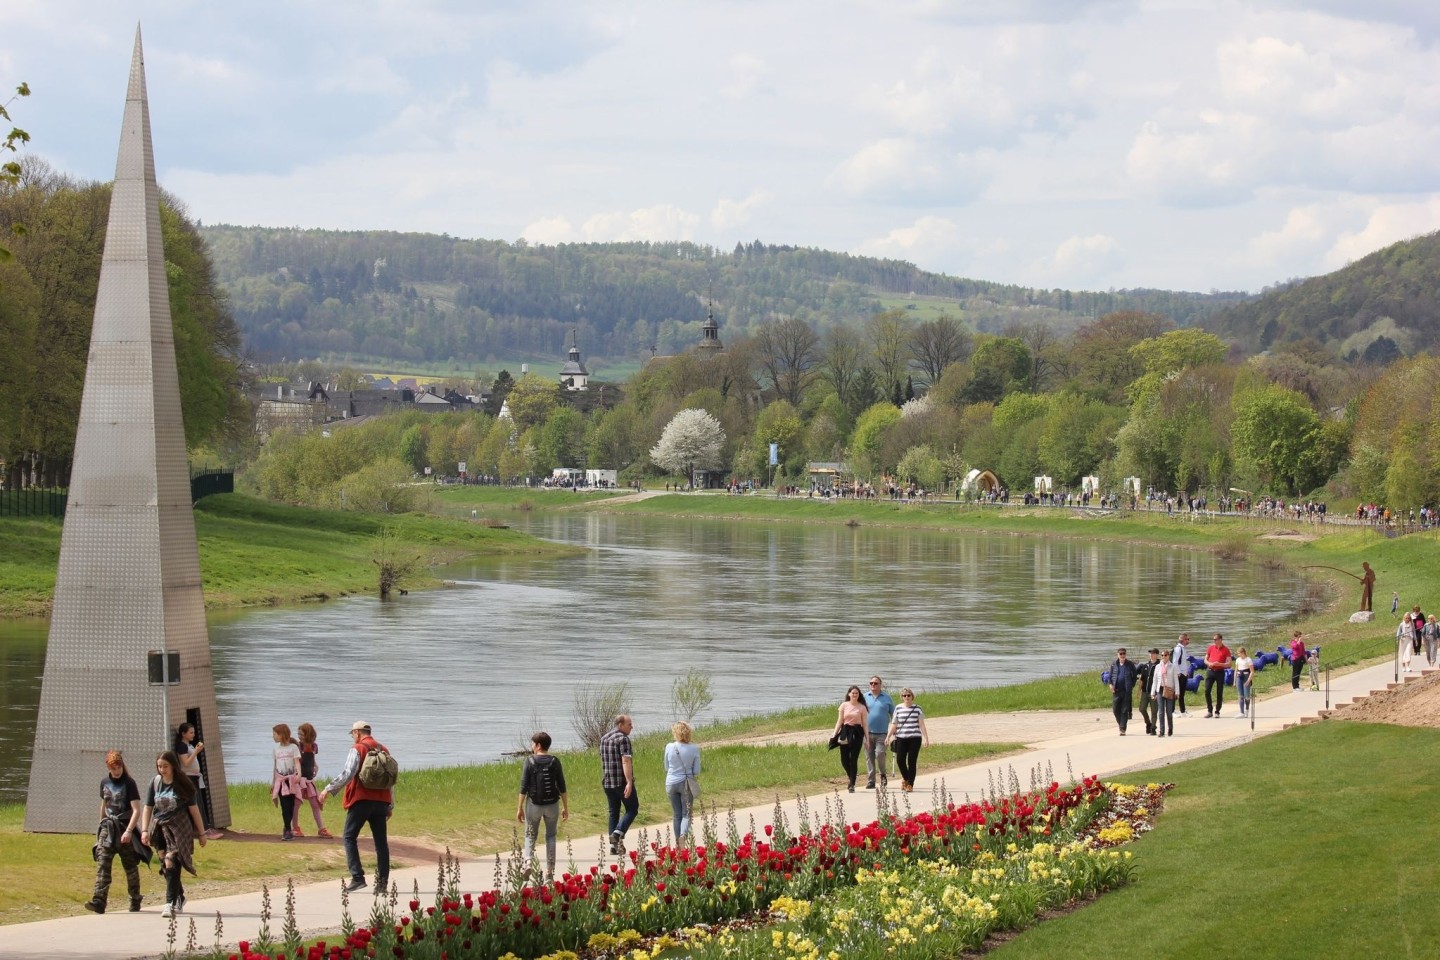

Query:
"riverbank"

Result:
[[0, 493, 581, 618]]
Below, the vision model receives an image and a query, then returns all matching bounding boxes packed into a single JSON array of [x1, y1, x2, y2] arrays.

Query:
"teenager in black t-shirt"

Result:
[[85, 751, 144, 914]]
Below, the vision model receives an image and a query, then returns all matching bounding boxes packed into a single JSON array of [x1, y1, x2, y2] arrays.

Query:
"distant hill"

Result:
[[1205, 230, 1440, 360], [198, 225, 1250, 366]]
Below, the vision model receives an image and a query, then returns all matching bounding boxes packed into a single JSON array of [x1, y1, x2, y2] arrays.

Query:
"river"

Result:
[[0, 513, 1302, 799]]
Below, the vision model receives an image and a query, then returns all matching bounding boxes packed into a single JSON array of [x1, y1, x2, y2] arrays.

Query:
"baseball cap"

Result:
[[350, 720, 371, 732]]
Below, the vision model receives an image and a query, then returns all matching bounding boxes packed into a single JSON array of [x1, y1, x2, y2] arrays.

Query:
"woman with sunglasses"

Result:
[[886, 688, 930, 793]]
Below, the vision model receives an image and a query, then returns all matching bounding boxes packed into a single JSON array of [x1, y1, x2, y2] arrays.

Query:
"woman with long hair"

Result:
[[294, 723, 332, 837], [139, 751, 207, 917], [832, 684, 868, 793], [174, 723, 221, 839], [271, 723, 305, 841]]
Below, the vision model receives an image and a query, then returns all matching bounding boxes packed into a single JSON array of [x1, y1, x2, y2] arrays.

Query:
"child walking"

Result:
[[294, 723, 331, 838], [271, 724, 308, 840]]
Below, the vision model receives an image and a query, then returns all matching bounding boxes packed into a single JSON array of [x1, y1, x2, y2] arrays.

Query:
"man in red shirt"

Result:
[[319, 721, 395, 894], [1203, 634, 1233, 718]]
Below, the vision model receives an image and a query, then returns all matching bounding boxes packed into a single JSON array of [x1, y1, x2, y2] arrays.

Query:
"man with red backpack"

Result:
[[319, 721, 395, 894]]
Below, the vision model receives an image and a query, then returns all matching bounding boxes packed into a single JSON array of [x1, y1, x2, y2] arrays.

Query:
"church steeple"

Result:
[[698, 295, 723, 353], [560, 328, 589, 390]]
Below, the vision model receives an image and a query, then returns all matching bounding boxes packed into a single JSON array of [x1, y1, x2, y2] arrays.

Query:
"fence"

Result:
[[0, 471, 234, 518]]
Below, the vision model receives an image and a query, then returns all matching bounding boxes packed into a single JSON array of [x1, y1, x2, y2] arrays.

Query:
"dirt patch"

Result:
[[1335, 670, 1440, 728], [1258, 530, 1317, 542]]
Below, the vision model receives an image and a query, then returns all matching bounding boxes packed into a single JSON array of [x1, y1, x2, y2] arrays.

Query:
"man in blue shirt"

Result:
[[863, 675, 895, 789]]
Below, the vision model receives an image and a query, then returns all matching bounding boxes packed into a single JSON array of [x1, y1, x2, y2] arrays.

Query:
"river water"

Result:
[[0, 513, 1302, 799]]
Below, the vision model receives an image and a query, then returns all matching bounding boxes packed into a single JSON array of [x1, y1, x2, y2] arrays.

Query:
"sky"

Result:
[[3, 0, 1439, 294]]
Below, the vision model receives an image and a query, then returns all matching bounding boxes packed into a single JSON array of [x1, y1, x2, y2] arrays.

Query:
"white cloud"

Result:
[[1326, 198, 1440, 269], [711, 190, 771, 230], [582, 204, 701, 242], [724, 52, 770, 99], [856, 216, 961, 264], [1038, 234, 1124, 285], [520, 216, 575, 245]]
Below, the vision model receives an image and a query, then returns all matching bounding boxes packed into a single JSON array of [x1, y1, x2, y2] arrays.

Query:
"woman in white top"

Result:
[[886, 688, 929, 793], [271, 723, 304, 841], [1233, 647, 1254, 718], [663, 721, 702, 841], [1399, 613, 1416, 673], [1152, 658, 1176, 737]]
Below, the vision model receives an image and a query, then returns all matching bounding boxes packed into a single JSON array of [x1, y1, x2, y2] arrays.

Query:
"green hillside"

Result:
[[1206, 230, 1440, 358], [198, 226, 1249, 367]]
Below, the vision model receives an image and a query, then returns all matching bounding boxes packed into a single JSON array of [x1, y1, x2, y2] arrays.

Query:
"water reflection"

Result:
[[0, 515, 1302, 799]]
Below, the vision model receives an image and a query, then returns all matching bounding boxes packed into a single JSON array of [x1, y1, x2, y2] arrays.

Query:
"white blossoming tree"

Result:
[[650, 408, 726, 488]]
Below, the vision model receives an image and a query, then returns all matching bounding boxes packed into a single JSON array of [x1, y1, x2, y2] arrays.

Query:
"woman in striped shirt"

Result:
[[886, 688, 930, 793]]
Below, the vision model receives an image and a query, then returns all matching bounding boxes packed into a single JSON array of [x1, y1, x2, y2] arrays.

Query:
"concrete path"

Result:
[[0, 658, 1416, 960]]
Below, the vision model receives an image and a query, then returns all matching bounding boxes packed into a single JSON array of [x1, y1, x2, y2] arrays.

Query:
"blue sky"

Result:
[[3, 0, 1438, 292]]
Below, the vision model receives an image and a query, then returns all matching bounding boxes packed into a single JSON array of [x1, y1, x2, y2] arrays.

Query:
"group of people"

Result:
[[88, 719, 396, 918], [1108, 630, 1316, 737], [514, 714, 700, 881], [1396, 603, 1437, 672], [831, 675, 930, 794]]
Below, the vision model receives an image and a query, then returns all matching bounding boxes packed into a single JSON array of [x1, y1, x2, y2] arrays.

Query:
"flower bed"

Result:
[[214, 776, 1156, 960]]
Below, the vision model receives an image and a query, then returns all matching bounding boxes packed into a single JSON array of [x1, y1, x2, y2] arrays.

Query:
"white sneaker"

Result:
[[161, 902, 174, 918]]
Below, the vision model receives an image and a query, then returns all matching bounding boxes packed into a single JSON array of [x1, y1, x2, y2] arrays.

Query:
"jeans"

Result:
[[864, 732, 889, 782], [1292, 656, 1305, 689], [522, 799, 560, 876], [892, 736, 922, 785], [1138, 691, 1157, 733], [604, 785, 639, 838], [667, 786, 691, 840], [1112, 691, 1133, 732], [1157, 696, 1175, 735], [279, 794, 296, 833], [838, 725, 864, 787], [1236, 672, 1252, 713], [1204, 669, 1226, 714], [342, 799, 390, 884]]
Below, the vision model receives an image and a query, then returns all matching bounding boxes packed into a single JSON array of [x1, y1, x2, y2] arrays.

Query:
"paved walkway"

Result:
[[0, 658, 1416, 960]]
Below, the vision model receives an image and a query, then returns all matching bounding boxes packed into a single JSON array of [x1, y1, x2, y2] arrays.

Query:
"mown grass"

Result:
[[0, 493, 580, 617], [993, 720, 1440, 959], [428, 485, 626, 516], [0, 739, 1015, 924]]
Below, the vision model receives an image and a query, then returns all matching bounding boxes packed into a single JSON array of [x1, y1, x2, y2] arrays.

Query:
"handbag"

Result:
[[1162, 686, 1177, 701], [827, 734, 841, 750]]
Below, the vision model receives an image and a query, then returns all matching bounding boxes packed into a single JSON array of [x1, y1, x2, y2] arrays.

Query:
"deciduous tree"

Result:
[[650, 408, 726, 487]]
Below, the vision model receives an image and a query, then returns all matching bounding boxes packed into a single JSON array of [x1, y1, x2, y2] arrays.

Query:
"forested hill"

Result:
[[1204, 230, 1440, 361], [198, 225, 1248, 365]]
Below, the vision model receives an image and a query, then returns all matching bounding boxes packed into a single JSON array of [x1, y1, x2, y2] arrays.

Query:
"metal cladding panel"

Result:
[[25, 28, 229, 833]]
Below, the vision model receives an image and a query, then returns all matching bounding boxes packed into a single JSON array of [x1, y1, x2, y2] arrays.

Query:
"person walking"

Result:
[[1425, 615, 1439, 668], [139, 751, 207, 918], [1170, 635, 1192, 716], [886, 688, 929, 790], [1234, 646, 1254, 717], [271, 723, 308, 841], [1203, 633, 1232, 717], [1289, 631, 1309, 689], [84, 751, 145, 914], [1397, 615, 1415, 673], [863, 676, 895, 789], [1153, 655, 1176, 737], [600, 715, 639, 856], [832, 685, 868, 792], [1136, 649, 1160, 735], [517, 731, 568, 879], [294, 723, 332, 838], [663, 721, 702, 841], [318, 721, 394, 894], [1107, 649, 1138, 735]]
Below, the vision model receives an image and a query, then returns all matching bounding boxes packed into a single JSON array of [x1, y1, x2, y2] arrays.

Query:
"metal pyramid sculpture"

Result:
[[25, 27, 228, 832]]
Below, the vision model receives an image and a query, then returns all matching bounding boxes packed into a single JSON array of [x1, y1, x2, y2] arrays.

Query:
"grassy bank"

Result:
[[0, 493, 580, 618], [0, 737, 1015, 925], [999, 720, 1440, 959]]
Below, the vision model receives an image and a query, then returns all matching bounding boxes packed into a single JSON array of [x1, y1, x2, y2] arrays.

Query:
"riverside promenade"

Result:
[[0, 657, 1415, 960]]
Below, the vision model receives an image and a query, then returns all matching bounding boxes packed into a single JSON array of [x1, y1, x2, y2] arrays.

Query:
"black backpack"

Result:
[[528, 755, 560, 805]]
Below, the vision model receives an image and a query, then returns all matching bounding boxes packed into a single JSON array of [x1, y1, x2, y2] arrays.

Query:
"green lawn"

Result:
[[0, 493, 579, 617], [994, 720, 1440, 959]]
